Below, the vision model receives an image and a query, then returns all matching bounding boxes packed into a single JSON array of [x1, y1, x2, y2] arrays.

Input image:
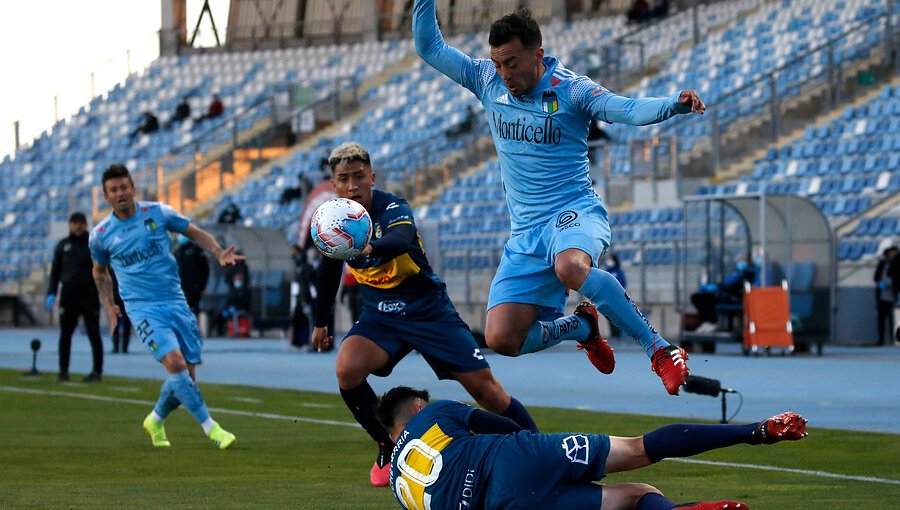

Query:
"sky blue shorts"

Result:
[[129, 302, 203, 364], [482, 431, 610, 510], [488, 198, 611, 313]]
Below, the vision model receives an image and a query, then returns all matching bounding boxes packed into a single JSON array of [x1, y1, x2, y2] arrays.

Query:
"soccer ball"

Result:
[[310, 198, 373, 260]]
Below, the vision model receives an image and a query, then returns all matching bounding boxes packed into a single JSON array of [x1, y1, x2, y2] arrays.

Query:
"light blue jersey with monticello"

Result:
[[89, 201, 189, 311], [413, 0, 691, 233]]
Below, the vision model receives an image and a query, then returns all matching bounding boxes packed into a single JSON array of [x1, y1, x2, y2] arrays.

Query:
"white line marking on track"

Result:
[[4, 385, 900, 486]]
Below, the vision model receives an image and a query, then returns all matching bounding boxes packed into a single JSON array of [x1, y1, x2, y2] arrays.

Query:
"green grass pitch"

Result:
[[1, 368, 897, 509]]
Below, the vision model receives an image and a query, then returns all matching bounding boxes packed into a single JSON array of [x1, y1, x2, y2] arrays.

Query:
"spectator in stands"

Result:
[[174, 235, 211, 320], [196, 94, 224, 124], [109, 268, 131, 354], [47, 212, 104, 382], [166, 96, 192, 129], [290, 243, 315, 349], [874, 246, 898, 346], [690, 257, 756, 333], [627, 0, 650, 23], [446, 104, 477, 137], [217, 199, 242, 224], [602, 253, 626, 338], [280, 172, 316, 204], [214, 271, 252, 336], [130, 111, 160, 140], [650, 0, 670, 20], [414, 0, 706, 396]]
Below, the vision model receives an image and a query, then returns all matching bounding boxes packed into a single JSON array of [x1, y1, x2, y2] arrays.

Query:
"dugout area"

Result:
[[678, 193, 835, 354]]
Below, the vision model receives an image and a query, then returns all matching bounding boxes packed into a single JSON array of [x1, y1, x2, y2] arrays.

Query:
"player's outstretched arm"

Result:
[[412, 0, 478, 88], [583, 84, 703, 126], [312, 256, 344, 352], [182, 224, 245, 267]]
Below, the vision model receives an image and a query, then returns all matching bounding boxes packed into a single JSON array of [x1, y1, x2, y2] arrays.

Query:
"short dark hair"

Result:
[[102, 164, 134, 191], [489, 8, 542, 48], [68, 212, 87, 224], [376, 386, 430, 430]]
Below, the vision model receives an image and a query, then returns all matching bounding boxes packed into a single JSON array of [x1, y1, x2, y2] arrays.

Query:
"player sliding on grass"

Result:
[[90, 164, 239, 449], [378, 386, 807, 510], [311, 142, 538, 487], [413, 0, 706, 395]]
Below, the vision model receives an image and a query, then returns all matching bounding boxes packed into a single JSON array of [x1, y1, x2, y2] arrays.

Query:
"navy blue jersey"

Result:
[[390, 400, 505, 510], [346, 190, 445, 313]]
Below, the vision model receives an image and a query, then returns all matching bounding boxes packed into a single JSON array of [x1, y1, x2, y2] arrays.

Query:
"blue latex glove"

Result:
[[44, 294, 56, 311]]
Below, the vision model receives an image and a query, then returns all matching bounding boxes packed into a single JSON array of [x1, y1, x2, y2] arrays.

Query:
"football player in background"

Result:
[[311, 142, 537, 487], [413, 0, 705, 395], [378, 386, 807, 510], [90, 164, 241, 449]]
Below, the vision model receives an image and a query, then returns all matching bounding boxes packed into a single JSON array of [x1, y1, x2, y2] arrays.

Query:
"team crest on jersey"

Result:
[[542, 91, 559, 114], [144, 218, 157, 232], [374, 225, 382, 239]]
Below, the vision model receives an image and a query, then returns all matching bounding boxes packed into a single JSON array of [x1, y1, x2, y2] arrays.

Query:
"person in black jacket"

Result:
[[874, 246, 898, 345], [46, 212, 103, 382], [174, 235, 211, 320]]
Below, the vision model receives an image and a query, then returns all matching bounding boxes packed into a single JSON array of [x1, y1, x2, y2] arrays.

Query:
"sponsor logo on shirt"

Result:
[[491, 112, 562, 145], [495, 93, 510, 105], [377, 300, 406, 313], [113, 241, 165, 268]]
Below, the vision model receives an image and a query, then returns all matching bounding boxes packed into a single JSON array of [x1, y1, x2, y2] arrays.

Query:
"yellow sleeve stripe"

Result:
[[387, 220, 413, 228]]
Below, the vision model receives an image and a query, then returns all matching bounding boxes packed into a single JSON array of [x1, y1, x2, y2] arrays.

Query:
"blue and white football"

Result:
[[310, 198, 373, 260]]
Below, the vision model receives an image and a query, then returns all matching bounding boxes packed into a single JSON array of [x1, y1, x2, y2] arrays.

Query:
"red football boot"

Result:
[[753, 412, 809, 444], [676, 501, 749, 509], [574, 301, 615, 374], [651, 345, 690, 395]]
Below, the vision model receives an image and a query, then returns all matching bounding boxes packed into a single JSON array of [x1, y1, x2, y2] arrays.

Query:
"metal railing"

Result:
[[90, 77, 360, 217], [648, 11, 898, 177]]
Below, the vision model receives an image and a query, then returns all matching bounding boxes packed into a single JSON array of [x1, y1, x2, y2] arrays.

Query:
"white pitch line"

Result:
[[665, 458, 900, 486], [0, 385, 359, 429], [4, 385, 900, 487]]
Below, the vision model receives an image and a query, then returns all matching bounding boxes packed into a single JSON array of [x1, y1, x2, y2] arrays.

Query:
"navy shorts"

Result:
[[347, 293, 489, 379], [482, 431, 610, 509]]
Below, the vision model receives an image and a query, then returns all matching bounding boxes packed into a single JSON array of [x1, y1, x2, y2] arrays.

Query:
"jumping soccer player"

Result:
[[378, 386, 807, 510], [90, 164, 240, 449], [413, 0, 706, 395], [311, 142, 538, 487]]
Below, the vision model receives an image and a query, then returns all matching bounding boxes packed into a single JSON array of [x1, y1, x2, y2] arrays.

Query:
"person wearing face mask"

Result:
[[214, 271, 252, 337], [47, 212, 105, 382], [174, 234, 211, 321]]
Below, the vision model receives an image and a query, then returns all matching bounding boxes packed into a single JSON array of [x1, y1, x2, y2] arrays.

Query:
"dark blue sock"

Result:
[[636, 493, 676, 510], [501, 397, 539, 432], [643, 422, 759, 463], [341, 382, 393, 447]]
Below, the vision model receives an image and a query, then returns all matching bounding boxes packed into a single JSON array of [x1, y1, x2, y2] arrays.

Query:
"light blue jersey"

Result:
[[89, 201, 190, 311], [413, 0, 691, 233]]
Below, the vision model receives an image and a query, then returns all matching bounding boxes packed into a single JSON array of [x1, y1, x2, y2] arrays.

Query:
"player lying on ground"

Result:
[[377, 386, 807, 510], [311, 142, 538, 487]]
